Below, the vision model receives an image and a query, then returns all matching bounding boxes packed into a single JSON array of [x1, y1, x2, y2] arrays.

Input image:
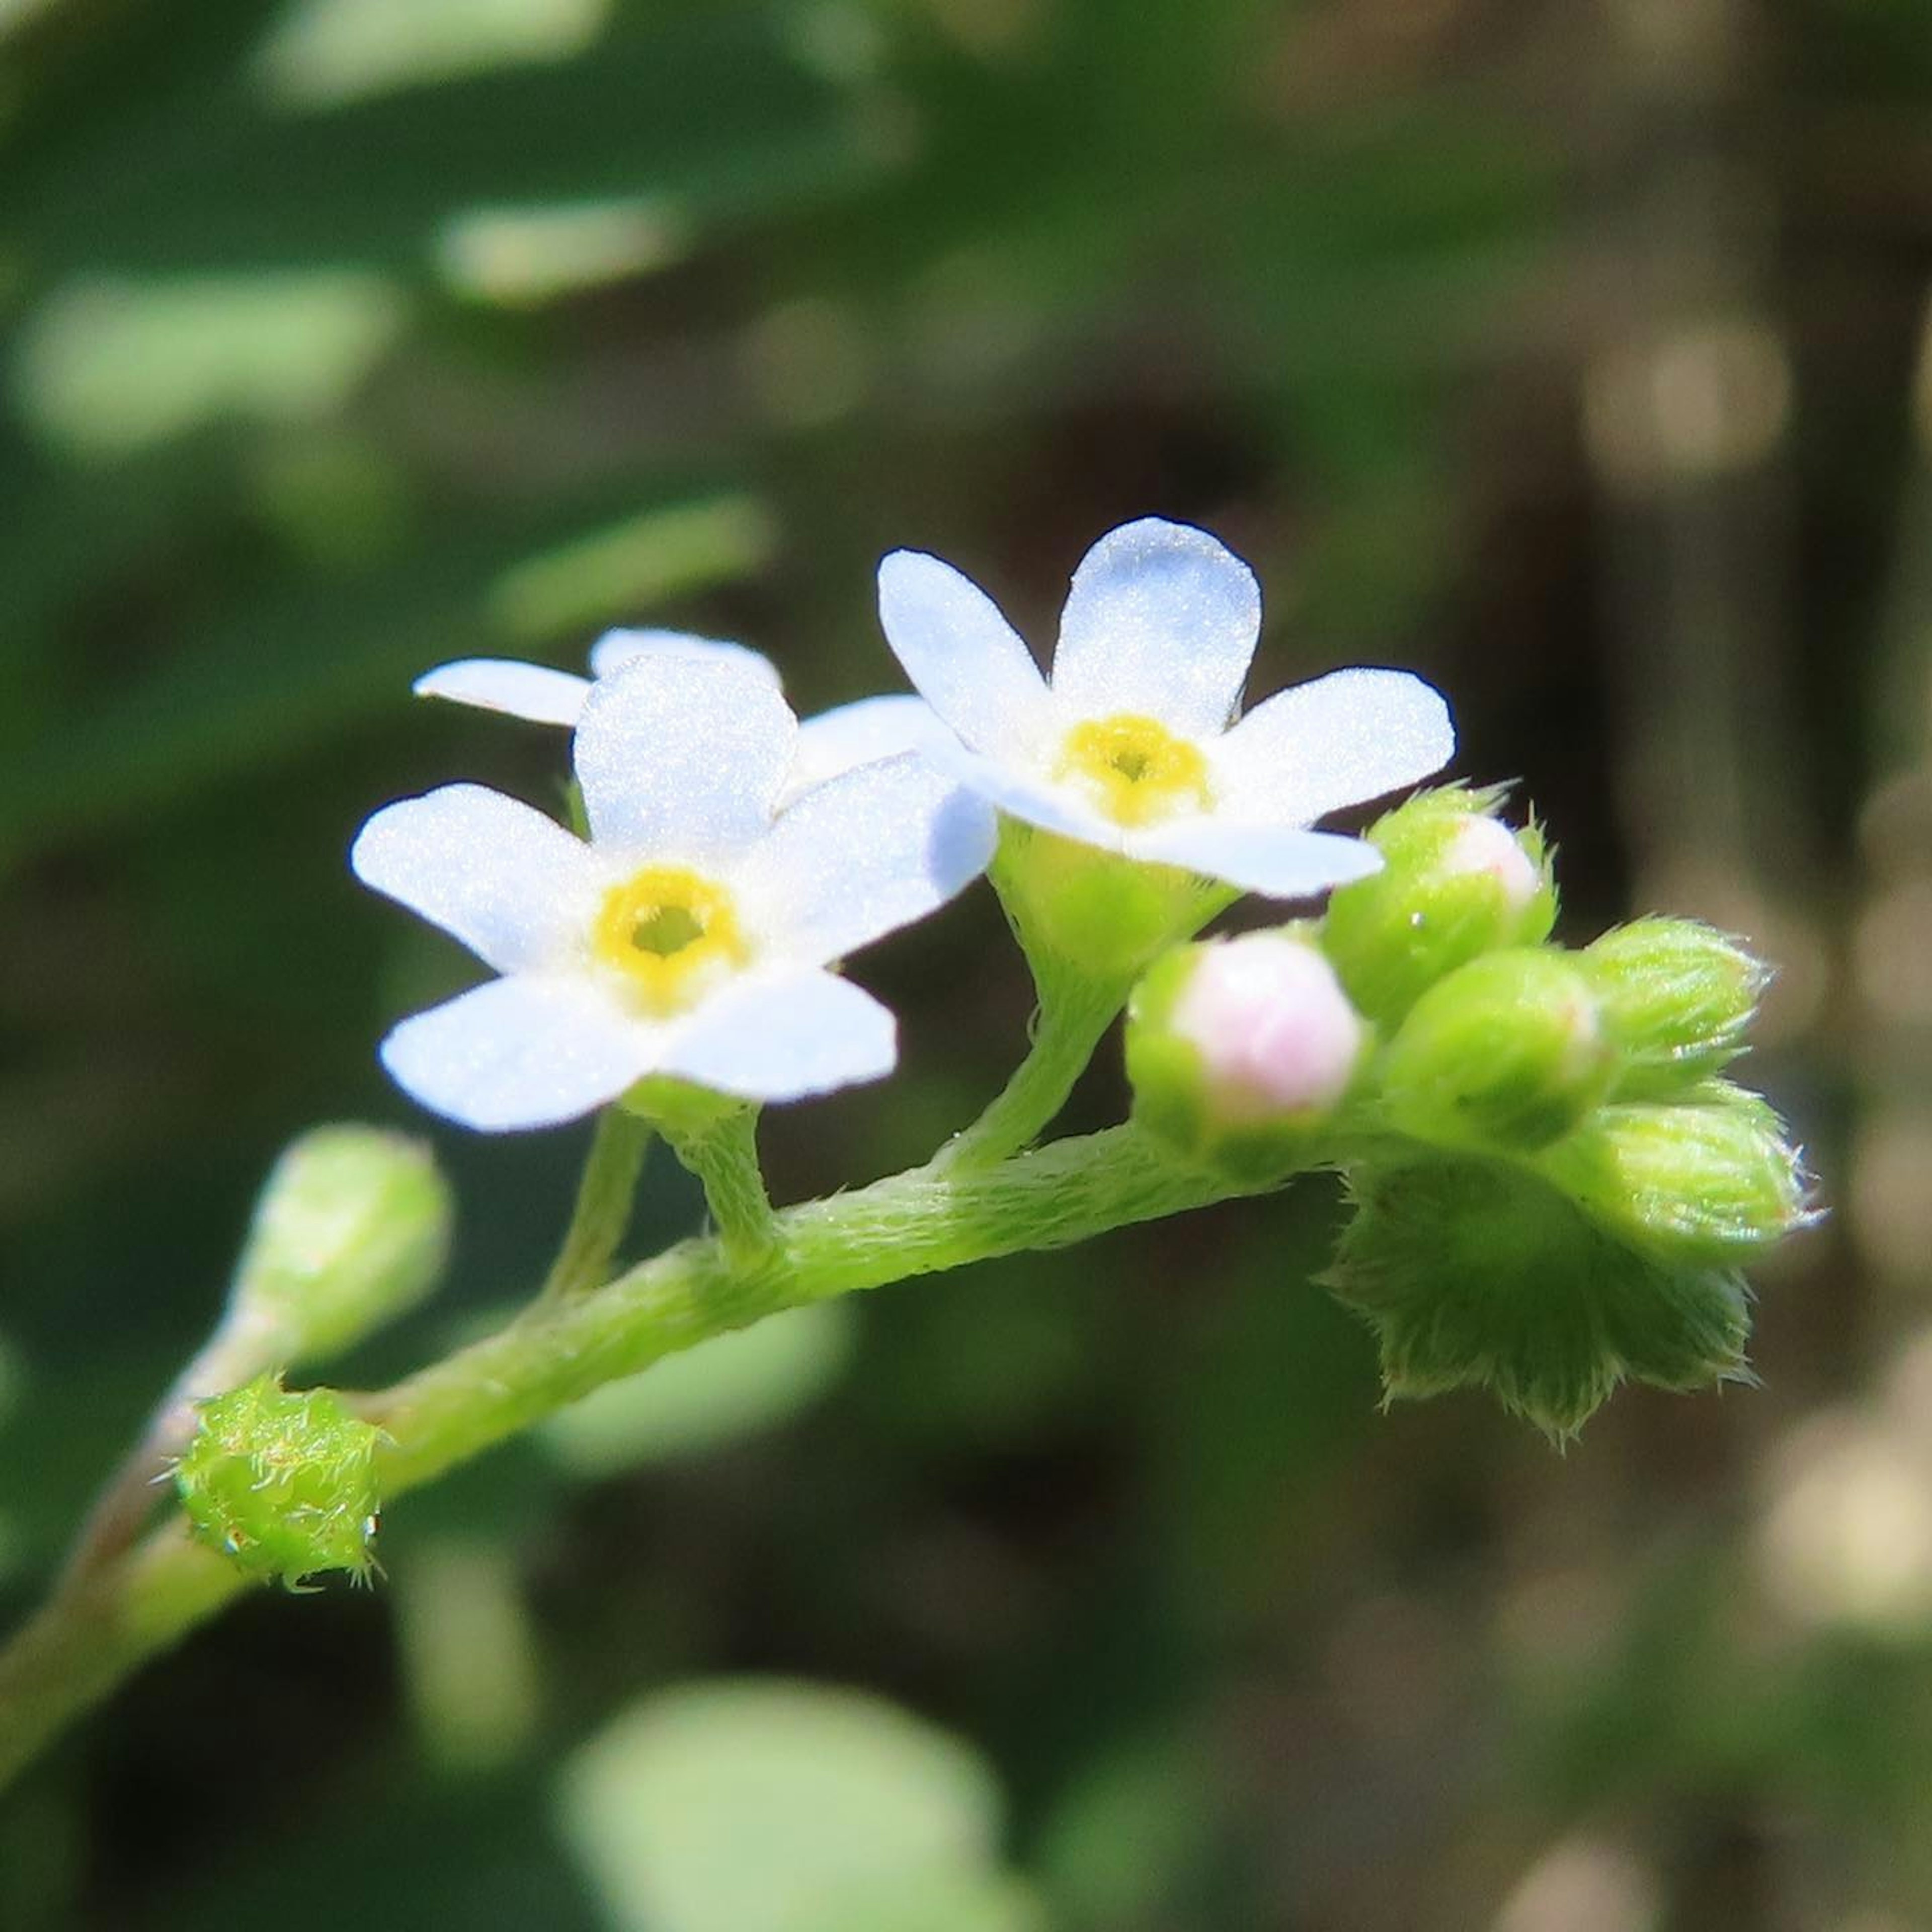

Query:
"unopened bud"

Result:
[[1380, 948, 1615, 1153], [1129, 932, 1367, 1177], [175, 1373, 383, 1587], [229, 1126, 451, 1369], [1323, 786, 1556, 1024], [1538, 1084, 1813, 1266], [1581, 918, 1769, 1099]]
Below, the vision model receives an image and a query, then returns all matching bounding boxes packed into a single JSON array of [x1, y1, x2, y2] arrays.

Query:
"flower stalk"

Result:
[[0, 1124, 1259, 1792], [538, 1107, 655, 1300]]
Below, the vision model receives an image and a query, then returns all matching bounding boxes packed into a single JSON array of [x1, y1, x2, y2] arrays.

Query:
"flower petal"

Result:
[[659, 968, 896, 1101], [734, 751, 995, 967], [1128, 819, 1385, 899], [1050, 518, 1260, 736], [929, 740, 1124, 849], [786, 694, 949, 800], [1212, 667, 1454, 825], [587, 628, 781, 686], [380, 975, 661, 1132], [352, 784, 600, 973], [413, 659, 592, 728], [574, 652, 798, 863], [876, 548, 1050, 757]]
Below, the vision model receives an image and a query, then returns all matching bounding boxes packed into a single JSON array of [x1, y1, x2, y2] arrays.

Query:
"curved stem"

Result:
[[538, 1108, 654, 1301], [938, 970, 1135, 1171], [666, 1106, 774, 1262], [0, 1125, 1278, 1791]]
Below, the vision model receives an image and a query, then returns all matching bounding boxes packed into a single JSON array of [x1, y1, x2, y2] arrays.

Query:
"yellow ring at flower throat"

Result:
[[592, 865, 748, 1014], [1056, 713, 1212, 828]]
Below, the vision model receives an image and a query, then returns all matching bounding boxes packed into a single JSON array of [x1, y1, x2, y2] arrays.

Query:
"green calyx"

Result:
[[1325, 1155, 1755, 1440], [1581, 918, 1770, 1099], [1125, 930, 1370, 1183], [991, 818, 1233, 982], [174, 1373, 384, 1587], [1379, 948, 1617, 1154], [1322, 785, 1556, 1027]]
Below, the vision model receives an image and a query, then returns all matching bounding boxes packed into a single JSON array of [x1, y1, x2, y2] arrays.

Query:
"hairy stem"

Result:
[[0, 1126, 1272, 1792], [939, 971, 1134, 1170], [538, 1108, 654, 1301], [666, 1106, 775, 1262]]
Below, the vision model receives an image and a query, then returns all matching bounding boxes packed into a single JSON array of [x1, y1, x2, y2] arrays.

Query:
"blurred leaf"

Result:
[[0, 484, 768, 860], [13, 270, 407, 458], [1036, 1733, 1220, 1930], [540, 1302, 854, 1475], [256, 0, 611, 109], [556, 1679, 1014, 1932], [11, 12, 876, 276]]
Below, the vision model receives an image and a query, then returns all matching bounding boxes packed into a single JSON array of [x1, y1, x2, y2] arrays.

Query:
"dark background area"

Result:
[[0, 0, 1922, 1925]]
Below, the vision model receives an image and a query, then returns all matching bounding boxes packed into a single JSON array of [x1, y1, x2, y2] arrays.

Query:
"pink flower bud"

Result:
[[1169, 934, 1365, 1124], [1442, 813, 1543, 914]]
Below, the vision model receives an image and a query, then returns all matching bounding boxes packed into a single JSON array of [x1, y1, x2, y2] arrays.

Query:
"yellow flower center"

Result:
[[1055, 713, 1212, 828], [592, 865, 749, 1015]]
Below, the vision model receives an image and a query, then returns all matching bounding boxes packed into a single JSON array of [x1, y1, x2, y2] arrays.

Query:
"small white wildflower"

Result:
[[352, 652, 994, 1132], [875, 517, 1455, 897], [414, 628, 941, 802]]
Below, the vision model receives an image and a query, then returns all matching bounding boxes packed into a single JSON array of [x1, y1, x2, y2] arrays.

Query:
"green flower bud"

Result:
[[1581, 918, 1769, 1099], [1127, 931, 1369, 1181], [992, 819, 1231, 982], [228, 1126, 451, 1368], [1322, 785, 1556, 1025], [1537, 1084, 1813, 1267], [1326, 1156, 1754, 1439], [175, 1373, 383, 1587], [1379, 949, 1616, 1154]]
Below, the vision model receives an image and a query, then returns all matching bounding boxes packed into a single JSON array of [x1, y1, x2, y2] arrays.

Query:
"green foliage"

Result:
[[1327, 1155, 1754, 1440], [556, 1680, 1039, 1932], [0, 0, 1878, 1922]]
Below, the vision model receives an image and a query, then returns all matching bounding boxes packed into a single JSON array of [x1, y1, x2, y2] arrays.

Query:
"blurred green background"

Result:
[[0, 0, 1916, 1925]]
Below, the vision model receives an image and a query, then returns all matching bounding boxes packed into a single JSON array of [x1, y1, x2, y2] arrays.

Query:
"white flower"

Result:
[[414, 628, 941, 803], [352, 652, 995, 1132], [875, 517, 1455, 898]]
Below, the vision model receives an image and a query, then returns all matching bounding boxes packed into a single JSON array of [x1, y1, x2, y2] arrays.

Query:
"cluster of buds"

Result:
[[1125, 784, 1810, 1436]]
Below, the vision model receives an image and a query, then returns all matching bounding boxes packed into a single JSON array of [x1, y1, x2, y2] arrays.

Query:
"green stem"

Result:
[[939, 970, 1134, 1171], [0, 1125, 1276, 1790], [666, 1106, 774, 1261], [538, 1108, 654, 1301], [56, 1305, 296, 1588]]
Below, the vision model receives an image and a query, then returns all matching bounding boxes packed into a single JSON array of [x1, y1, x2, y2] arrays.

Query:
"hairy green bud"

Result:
[[1380, 949, 1616, 1154], [1126, 931, 1369, 1180], [1327, 1156, 1754, 1439], [175, 1373, 383, 1586], [1538, 1084, 1813, 1267], [229, 1125, 451, 1368], [1581, 918, 1769, 1099], [1322, 786, 1556, 1025], [991, 819, 1231, 981]]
